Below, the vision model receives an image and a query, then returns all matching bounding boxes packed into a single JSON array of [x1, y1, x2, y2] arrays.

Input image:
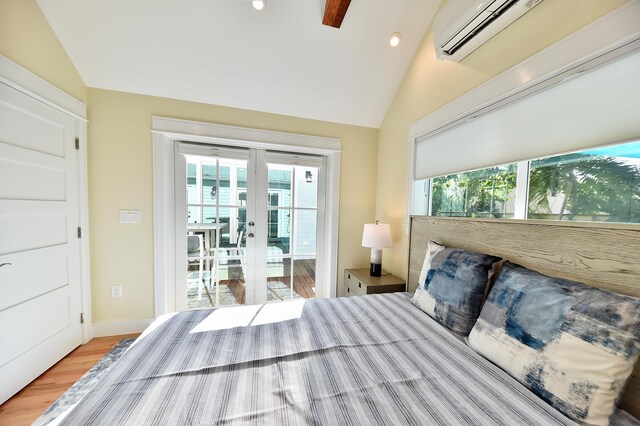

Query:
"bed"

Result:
[[56, 217, 640, 425]]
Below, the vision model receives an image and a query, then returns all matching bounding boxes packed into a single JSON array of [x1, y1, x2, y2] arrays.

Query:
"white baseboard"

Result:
[[92, 318, 155, 337]]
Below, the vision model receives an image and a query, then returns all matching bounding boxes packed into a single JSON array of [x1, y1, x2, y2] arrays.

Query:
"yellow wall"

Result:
[[1, 0, 378, 324], [0, 0, 86, 102], [87, 88, 379, 323], [3, 0, 627, 325], [375, 0, 628, 279]]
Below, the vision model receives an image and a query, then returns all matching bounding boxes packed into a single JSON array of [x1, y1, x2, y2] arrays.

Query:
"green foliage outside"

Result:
[[429, 142, 640, 224], [432, 164, 517, 218], [528, 153, 640, 223]]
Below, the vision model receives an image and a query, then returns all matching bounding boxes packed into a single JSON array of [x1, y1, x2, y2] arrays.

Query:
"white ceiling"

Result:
[[37, 0, 439, 128]]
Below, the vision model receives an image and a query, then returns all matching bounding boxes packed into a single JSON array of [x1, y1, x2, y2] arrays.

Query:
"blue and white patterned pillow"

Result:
[[412, 242, 501, 336], [468, 262, 640, 425]]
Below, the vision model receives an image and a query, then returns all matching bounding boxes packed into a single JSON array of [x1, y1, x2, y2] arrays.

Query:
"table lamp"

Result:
[[362, 221, 392, 277]]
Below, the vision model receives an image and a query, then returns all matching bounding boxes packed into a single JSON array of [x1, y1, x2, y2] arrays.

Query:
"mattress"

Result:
[[59, 293, 633, 425]]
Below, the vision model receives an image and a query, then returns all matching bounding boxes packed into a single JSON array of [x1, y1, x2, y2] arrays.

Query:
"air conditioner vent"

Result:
[[434, 0, 543, 62]]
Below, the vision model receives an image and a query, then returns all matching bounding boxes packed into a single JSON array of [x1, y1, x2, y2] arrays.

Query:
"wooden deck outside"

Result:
[[188, 258, 316, 309]]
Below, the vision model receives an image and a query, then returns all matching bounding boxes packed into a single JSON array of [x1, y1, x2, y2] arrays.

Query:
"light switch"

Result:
[[119, 209, 141, 224]]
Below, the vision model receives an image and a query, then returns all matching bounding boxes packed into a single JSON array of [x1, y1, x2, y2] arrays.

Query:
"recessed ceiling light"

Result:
[[389, 32, 402, 48], [252, 0, 265, 11]]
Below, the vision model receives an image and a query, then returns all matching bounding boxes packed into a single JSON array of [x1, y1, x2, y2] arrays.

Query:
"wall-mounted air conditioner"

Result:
[[434, 0, 543, 62]]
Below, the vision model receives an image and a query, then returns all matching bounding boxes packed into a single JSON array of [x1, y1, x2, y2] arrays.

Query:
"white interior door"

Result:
[[0, 83, 83, 404], [176, 144, 326, 309]]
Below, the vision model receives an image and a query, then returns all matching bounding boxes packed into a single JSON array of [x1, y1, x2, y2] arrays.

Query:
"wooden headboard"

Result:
[[408, 216, 640, 419]]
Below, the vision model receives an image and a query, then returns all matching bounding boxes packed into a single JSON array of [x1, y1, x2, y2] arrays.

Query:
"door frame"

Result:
[[152, 117, 341, 315], [0, 55, 92, 343]]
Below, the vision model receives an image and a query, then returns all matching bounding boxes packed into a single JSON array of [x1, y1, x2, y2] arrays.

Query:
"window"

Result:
[[419, 141, 640, 224], [410, 43, 640, 226], [431, 164, 517, 218], [528, 142, 640, 222], [186, 156, 248, 246]]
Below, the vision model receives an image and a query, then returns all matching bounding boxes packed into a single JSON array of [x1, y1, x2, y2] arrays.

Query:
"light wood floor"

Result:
[[0, 333, 139, 426]]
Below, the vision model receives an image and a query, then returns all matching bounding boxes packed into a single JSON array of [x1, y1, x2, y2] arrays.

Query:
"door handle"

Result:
[[0, 263, 12, 268], [248, 221, 255, 227], [247, 233, 255, 238]]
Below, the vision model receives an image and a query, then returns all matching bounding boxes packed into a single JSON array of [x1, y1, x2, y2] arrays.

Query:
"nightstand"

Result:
[[344, 268, 406, 297]]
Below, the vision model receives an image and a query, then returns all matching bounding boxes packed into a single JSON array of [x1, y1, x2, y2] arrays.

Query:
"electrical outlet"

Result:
[[111, 285, 123, 298]]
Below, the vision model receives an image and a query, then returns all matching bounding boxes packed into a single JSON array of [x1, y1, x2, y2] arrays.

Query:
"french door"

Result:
[[175, 143, 325, 309]]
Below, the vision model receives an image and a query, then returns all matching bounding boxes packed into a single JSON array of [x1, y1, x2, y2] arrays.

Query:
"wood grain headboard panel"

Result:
[[408, 216, 640, 419]]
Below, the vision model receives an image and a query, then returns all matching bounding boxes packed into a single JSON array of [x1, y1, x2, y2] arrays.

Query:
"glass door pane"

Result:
[[180, 146, 324, 309], [266, 164, 318, 303], [185, 155, 247, 309]]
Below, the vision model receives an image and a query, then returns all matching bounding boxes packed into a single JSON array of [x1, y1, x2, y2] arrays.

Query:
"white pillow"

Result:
[[468, 262, 640, 425]]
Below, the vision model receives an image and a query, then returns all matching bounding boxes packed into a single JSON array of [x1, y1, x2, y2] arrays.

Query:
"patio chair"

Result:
[[187, 234, 213, 305], [215, 230, 245, 280]]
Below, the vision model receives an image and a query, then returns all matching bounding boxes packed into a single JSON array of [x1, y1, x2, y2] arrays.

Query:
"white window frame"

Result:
[[407, 2, 640, 228], [152, 117, 341, 315]]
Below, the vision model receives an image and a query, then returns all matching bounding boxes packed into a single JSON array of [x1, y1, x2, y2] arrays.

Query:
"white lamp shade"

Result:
[[362, 223, 392, 248]]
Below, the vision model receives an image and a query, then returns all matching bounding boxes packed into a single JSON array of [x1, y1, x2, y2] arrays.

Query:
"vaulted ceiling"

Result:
[[37, 0, 440, 128]]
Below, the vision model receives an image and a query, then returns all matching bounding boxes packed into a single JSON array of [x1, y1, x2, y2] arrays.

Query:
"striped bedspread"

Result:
[[60, 293, 579, 425]]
